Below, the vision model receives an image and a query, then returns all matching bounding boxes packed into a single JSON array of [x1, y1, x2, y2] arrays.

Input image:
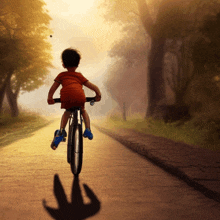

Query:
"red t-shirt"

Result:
[[54, 71, 88, 109]]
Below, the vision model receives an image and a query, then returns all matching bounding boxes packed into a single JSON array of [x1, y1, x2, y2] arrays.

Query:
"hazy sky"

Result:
[[19, 0, 120, 116]]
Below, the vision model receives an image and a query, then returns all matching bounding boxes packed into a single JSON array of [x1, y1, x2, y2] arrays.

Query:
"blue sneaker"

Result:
[[51, 129, 67, 150], [83, 128, 93, 140]]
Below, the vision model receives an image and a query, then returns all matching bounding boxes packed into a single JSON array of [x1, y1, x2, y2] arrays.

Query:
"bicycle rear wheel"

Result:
[[67, 117, 74, 164], [71, 123, 83, 176]]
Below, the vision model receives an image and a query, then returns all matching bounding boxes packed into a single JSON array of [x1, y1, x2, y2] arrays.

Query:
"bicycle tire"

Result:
[[71, 123, 83, 176], [67, 116, 74, 164]]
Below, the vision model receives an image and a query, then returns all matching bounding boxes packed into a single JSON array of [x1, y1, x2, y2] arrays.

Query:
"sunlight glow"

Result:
[[19, 0, 121, 117], [45, 0, 96, 17]]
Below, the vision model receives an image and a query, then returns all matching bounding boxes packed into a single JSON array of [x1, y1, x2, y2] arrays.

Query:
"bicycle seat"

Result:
[[66, 106, 81, 112]]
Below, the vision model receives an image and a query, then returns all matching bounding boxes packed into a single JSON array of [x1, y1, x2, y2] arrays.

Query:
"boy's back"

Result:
[[55, 71, 88, 109]]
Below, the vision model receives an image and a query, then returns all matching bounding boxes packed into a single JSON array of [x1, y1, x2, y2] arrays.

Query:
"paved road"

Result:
[[0, 120, 220, 219]]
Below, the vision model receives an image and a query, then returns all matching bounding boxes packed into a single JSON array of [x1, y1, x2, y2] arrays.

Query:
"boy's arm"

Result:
[[47, 82, 60, 104], [84, 81, 101, 101]]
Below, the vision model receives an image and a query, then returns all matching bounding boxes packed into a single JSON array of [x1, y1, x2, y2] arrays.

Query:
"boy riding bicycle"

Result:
[[47, 48, 101, 150]]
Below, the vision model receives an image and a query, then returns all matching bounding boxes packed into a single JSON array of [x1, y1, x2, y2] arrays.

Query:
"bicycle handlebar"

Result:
[[53, 98, 61, 103], [53, 97, 96, 106]]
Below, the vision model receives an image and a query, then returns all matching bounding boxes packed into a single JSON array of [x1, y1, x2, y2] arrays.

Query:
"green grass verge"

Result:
[[98, 114, 220, 151], [0, 112, 53, 149]]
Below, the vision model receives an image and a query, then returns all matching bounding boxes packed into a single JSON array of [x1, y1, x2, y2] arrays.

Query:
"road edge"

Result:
[[93, 124, 220, 203]]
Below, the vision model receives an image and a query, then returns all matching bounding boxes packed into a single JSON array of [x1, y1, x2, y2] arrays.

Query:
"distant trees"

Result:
[[0, 0, 52, 116], [104, 23, 148, 118]]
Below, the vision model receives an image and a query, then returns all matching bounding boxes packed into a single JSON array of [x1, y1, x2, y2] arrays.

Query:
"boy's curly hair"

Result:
[[61, 48, 81, 67]]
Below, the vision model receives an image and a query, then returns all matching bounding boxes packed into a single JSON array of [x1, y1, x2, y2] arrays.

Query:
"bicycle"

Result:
[[53, 97, 96, 176]]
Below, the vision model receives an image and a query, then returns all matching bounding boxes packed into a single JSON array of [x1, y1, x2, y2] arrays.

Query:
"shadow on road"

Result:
[[43, 174, 101, 220]]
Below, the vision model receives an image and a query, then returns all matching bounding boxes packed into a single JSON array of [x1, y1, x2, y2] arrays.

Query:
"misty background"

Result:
[[2, 0, 220, 132]]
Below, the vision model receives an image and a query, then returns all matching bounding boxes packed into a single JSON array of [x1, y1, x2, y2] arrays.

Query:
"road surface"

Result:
[[0, 119, 220, 219]]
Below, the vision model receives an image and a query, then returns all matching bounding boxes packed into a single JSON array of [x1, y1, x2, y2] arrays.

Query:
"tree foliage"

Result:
[[192, 12, 220, 73], [0, 0, 53, 116]]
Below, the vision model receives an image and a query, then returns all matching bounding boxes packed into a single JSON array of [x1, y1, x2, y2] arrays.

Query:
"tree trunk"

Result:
[[0, 84, 7, 114], [0, 71, 14, 114], [6, 79, 20, 117], [137, 0, 166, 119], [146, 36, 166, 118]]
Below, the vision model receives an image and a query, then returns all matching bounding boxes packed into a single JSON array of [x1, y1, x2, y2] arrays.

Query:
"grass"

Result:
[[0, 112, 53, 149], [98, 114, 220, 151]]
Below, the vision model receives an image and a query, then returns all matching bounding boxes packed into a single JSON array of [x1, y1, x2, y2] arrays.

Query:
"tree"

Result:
[[185, 11, 220, 117], [192, 12, 220, 74], [104, 22, 148, 118], [100, 0, 220, 120], [6, 33, 52, 117], [162, 2, 220, 122], [100, 0, 187, 118], [0, 0, 52, 116], [164, 39, 194, 106]]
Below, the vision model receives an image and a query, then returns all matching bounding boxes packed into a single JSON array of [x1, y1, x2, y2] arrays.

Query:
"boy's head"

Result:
[[61, 48, 81, 68]]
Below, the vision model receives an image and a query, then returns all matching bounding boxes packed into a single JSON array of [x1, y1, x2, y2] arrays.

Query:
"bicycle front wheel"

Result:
[[71, 123, 83, 176]]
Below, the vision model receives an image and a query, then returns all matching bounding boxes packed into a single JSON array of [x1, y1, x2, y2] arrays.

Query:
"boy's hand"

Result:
[[47, 97, 55, 105], [95, 95, 101, 102]]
